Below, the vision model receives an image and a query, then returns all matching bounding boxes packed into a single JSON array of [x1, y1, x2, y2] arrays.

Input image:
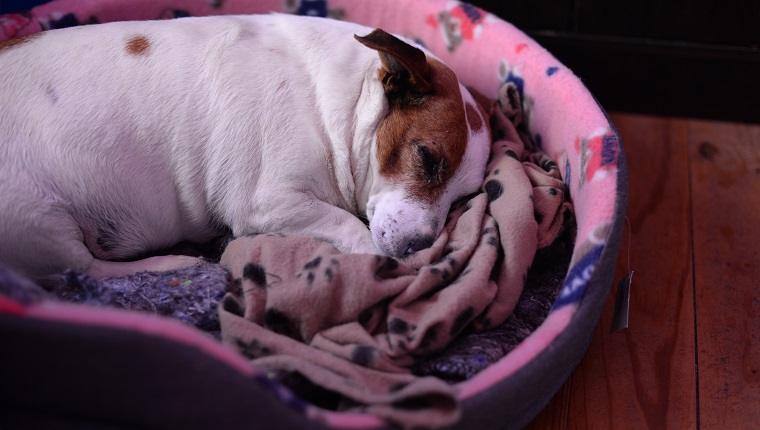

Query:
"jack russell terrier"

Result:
[[0, 14, 491, 285]]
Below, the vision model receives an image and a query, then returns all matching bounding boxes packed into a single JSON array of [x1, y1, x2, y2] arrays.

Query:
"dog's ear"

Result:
[[355, 29, 432, 106]]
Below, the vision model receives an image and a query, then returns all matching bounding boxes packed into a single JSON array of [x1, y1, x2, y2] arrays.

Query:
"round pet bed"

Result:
[[0, 1, 628, 429]]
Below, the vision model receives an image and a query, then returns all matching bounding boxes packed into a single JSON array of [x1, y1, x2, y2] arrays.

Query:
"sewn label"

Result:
[[610, 271, 632, 334]]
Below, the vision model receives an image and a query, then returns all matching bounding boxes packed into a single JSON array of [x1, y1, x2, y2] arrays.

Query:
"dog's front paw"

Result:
[[143, 255, 205, 273], [332, 230, 378, 255], [347, 239, 379, 255]]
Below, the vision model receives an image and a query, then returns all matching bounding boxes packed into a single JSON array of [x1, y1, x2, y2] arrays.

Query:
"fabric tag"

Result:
[[610, 271, 632, 334]]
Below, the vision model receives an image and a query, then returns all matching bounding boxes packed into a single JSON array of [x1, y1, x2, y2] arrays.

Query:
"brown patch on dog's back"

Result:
[[0, 32, 42, 53], [125, 35, 151, 55], [376, 57, 467, 203]]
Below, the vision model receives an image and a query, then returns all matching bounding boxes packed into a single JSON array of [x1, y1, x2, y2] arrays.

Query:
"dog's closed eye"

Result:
[[414, 140, 447, 183]]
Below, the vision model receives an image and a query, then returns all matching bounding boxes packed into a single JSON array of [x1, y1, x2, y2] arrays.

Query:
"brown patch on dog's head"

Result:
[[0, 32, 42, 54], [125, 35, 151, 55], [355, 29, 468, 203]]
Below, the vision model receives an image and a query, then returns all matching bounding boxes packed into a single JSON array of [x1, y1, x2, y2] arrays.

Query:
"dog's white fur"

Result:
[[0, 14, 490, 284]]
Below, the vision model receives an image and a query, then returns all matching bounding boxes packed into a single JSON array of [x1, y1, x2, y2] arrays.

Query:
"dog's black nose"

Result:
[[402, 236, 435, 256]]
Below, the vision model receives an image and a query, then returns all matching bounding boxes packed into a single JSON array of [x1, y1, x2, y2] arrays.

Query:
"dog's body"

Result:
[[0, 14, 490, 284]]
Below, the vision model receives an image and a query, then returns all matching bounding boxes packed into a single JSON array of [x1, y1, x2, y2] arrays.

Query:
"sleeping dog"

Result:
[[0, 14, 491, 285]]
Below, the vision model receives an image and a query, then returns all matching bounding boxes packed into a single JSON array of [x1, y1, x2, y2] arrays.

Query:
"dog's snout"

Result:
[[368, 194, 441, 258], [401, 235, 435, 256]]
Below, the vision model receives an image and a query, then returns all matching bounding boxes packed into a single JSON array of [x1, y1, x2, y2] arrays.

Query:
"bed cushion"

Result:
[[0, 1, 627, 428]]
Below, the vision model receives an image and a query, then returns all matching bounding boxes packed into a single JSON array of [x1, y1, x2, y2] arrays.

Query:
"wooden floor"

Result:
[[526, 113, 760, 429]]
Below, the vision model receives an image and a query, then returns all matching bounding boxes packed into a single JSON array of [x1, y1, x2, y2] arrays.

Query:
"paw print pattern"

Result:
[[232, 262, 282, 291], [449, 306, 475, 337], [222, 295, 244, 316], [235, 337, 272, 359], [351, 345, 376, 366], [484, 179, 504, 202], [481, 223, 500, 248], [388, 317, 411, 335], [374, 255, 401, 280], [296, 256, 340, 285], [264, 307, 300, 339]]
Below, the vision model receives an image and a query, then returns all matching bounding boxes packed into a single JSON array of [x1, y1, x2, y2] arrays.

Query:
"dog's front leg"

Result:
[[87, 255, 205, 280], [276, 200, 377, 255]]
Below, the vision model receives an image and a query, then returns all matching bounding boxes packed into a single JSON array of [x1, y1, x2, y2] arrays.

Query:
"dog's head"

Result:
[[355, 29, 491, 258]]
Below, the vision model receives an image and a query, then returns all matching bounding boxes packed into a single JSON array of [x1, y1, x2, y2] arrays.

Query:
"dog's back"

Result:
[[1, 18, 230, 279], [0, 15, 384, 281], [0, 14, 491, 284]]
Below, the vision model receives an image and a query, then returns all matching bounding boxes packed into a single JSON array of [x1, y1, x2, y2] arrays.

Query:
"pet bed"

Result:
[[0, 1, 628, 429]]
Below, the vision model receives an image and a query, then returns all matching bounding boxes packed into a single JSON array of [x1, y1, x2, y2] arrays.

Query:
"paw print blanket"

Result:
[[216, 96, 572, 427]]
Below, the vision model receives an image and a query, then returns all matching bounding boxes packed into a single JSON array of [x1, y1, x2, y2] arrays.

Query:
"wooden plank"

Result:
[[556, 113, 697, 428], [525, 380, 570, 430], [689, 119, 760, 428]]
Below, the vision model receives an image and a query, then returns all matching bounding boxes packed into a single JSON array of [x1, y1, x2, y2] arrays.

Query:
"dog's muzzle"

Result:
[[372, 221, 437, 258]]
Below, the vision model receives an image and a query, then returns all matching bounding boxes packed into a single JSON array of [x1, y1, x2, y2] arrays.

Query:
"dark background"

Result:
[[3, 0, 759, 123], [469, 0, 760, 123], [0, 0, 44, 14]]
